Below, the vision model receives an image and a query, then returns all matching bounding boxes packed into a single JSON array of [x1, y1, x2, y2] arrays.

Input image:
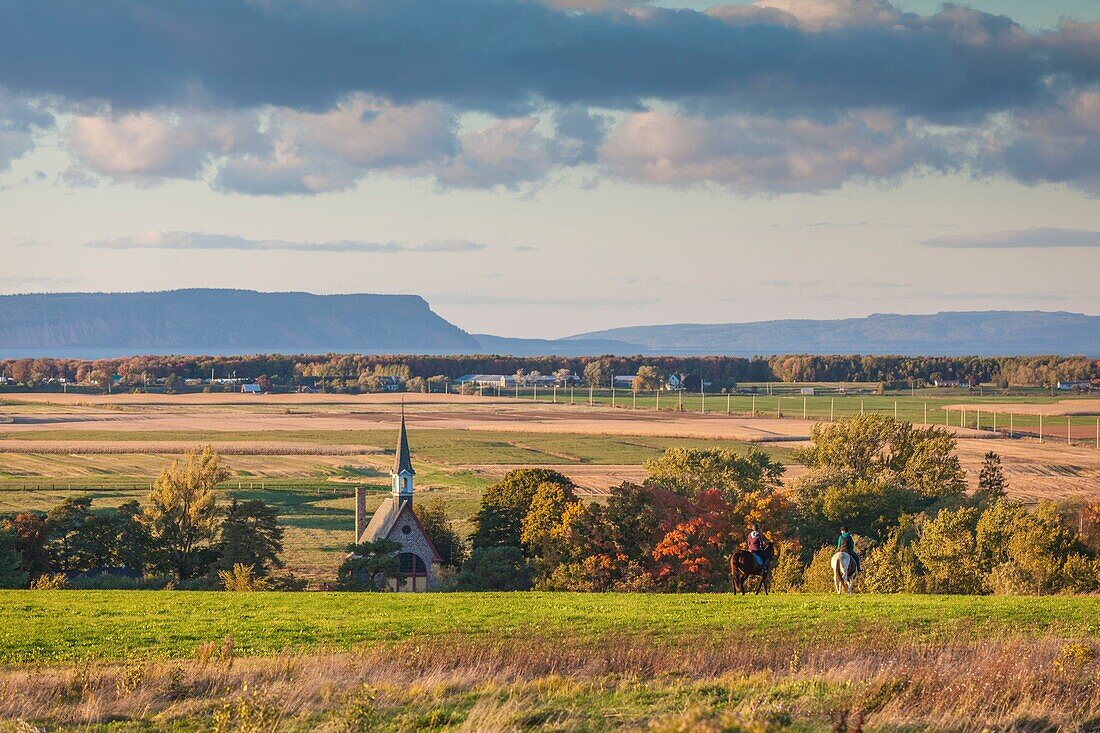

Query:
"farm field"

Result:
[[2, 392, 1099, 583], [2, 591, 1099, 730]]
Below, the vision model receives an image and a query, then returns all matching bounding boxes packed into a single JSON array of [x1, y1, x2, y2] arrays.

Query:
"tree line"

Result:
[[0, 447, 289, 590], [445, 414, 1100, 594], [3, 354, 1098, 391]]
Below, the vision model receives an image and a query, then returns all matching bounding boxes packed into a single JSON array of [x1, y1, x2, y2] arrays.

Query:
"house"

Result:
[[666, 374, 684, 391], [1057, 380, 1093, 391], [454, 374, 511, 388], [353, 413, 442, 591], [613, 375, 637, 388], [374, 375, 405, 392], [933, 379, 965, 388], [241, 383, 262, 394]]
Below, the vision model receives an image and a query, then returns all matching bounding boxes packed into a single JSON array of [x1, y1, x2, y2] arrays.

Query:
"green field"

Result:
[[1, 591, 1097, 664], [3, 592, 1099, 730]]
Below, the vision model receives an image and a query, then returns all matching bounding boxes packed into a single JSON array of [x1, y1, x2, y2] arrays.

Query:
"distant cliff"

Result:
[[0, 289, 480, 356], [568, 311, 1100, 356]]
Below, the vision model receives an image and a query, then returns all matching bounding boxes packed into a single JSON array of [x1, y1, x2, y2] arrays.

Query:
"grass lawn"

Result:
[[2, 591, 1098, 664]]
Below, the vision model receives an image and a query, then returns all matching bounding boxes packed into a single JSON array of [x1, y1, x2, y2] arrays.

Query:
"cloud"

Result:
[[513, 245, 539, 252], [599, 108, 951, 192], [923, 228, 1100, 249], [3, 1, 1098, 196], [0, 92, 52, 171], [0, 275, 84, 287], [85, 231, 489, 253], [2, 1, 1092, 119], [431, 293, 660, 307]]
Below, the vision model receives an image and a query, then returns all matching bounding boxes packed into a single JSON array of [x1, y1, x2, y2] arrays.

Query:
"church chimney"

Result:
[[354, 486, 368, 541]]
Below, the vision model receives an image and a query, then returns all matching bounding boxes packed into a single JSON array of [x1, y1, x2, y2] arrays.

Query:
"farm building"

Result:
[[353, 413, 441, 591], [240, 383, 262, 394], [454, 374, 511, 387]]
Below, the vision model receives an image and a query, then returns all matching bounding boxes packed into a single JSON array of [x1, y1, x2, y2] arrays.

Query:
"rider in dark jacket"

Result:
[[837, 525, 861, 572], [747, 523, 769, 570]]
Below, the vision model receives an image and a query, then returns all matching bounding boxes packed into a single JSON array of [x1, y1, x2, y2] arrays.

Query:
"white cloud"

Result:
[[599, 109, 949, 192], [85, 231, 489, 253], [923, 228, 1100, 249]]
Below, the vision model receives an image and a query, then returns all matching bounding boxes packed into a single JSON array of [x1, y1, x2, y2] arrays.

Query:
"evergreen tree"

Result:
[[0, 528, 28, 589], [215, 499, 285, 576], [977, 451, 1008, 502], [416, 498, 467, 569]]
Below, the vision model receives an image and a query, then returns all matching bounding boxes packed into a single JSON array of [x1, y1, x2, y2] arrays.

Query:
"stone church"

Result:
[[354, 413, 442, 591]]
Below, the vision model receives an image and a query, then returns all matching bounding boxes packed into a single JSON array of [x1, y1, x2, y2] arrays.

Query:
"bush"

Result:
[[799, 546, 836, 593], [448, 546, 533, 591], [767, 544, 804, 592], [218, 563, 272, 591], [67, 573, 174, 590], [30, 572, 68, 590]]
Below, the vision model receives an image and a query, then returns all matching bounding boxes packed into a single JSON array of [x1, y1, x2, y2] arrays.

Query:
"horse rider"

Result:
[[746, 523, 770, 571], [837, 525, 861, 573]]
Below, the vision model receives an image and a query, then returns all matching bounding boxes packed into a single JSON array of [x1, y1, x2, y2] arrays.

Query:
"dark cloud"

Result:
[[0, 1, 1093, 119], [923, 228, 1100, 249], [85, 231, 489, 253]]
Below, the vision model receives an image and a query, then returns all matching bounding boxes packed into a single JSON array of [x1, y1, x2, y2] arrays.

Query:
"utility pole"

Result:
[[727, 392, 731, 416], [860, 399, 864, 416], [894, 400, 898, 419], [751, 394, 756, 417], [923, 402, 927, 425], [803, 396, 807, 419], [1039, 413, 1043, 443], [831, 398, 835, 421], [611, 373, 615, 408], [633, 390, 637, 410], [656, 389, 660, 411], [589, 385, 593, 406], [1068, 416, 1072, 446], [678, 390, 683, 412]]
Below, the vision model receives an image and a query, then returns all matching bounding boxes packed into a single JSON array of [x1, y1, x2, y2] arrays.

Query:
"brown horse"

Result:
[[730, 543, 777, 595]]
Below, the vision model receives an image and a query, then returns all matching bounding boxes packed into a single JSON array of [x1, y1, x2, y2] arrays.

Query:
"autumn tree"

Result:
[[472, 469, 575, 549], [142, 447, 227, 580], [633, 366, 662, 391], [643, 448, 787, 531], [583, 360, 610, 388]]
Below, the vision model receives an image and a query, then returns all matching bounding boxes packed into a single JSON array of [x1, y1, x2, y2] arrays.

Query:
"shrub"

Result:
[[219, 563, 272, 592], [767, 543, 804, 592], [67, 573, 174, 590], [799, 546, 836, 593], [448, 546, 533, 591], [30, 572, 68, 590]]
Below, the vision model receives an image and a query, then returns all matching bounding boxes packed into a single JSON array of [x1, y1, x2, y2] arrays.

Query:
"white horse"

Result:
[[831, 551, 858, 594]]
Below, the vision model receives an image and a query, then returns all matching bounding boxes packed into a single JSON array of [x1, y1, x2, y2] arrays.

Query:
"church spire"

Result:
[[392, 406, 415, 477]]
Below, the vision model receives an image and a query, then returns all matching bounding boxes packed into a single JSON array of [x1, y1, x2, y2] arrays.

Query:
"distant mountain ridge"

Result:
[[0, 291, 1096, 358], [0, 289, 479, 356], [567, 311, 1100, 357]]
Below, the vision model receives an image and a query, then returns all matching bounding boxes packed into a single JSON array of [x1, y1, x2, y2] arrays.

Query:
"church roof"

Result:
[[393, 412, 415, 475], [357, 497, 442, 563]]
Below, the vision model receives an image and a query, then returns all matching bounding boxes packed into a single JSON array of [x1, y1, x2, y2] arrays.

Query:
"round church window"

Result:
[[401, 524, 412, 534]]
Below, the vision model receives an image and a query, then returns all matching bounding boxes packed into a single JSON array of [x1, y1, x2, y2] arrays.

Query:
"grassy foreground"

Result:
[[3, 591, 1099, 664], [3, 592, 1100, 731]]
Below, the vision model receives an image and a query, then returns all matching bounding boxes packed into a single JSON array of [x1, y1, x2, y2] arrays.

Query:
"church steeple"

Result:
[[391, 407, 414, 500]]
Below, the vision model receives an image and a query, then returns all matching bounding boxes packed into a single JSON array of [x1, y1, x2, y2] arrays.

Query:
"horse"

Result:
[[831, 551, 858, 594], [730, 542, 777, 595]]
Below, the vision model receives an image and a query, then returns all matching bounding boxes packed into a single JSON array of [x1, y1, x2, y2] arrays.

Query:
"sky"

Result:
[[2, 0, 1098, 339]]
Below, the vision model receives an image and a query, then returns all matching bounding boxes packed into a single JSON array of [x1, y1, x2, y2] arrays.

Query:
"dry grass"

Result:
[[1, 632, 1098, 731]]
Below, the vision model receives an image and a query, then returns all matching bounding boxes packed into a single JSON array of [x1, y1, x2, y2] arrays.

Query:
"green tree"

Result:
[[472, 469, 574, 549], [861, 516, 922, 593], [142, 447, 227, 580], [215, 499, 284, 577], [0, 528, 28, 589], [336, 539, 402, 591], [416, 498, 467, 569], [914, 507, 983, 593], [449, 546, 533, 591]]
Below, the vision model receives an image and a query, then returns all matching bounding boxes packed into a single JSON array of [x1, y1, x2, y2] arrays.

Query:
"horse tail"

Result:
[[730, 556, 742, 594]]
